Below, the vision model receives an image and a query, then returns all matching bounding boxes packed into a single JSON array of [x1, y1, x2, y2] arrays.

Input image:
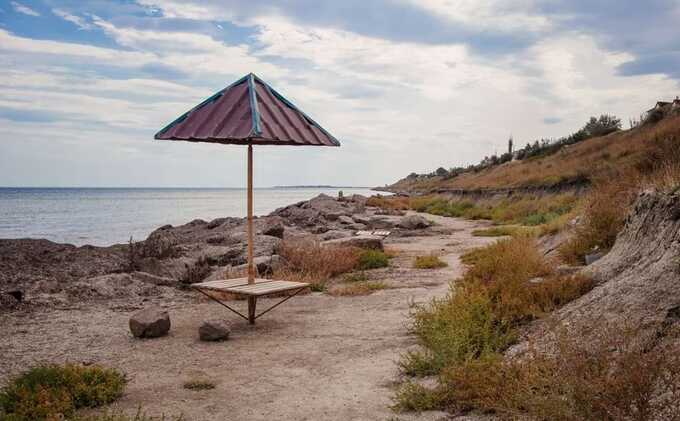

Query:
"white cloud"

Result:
[[404, 0, 552, 33], [52, 9, 93, 30], [10, 1, 39, 16]]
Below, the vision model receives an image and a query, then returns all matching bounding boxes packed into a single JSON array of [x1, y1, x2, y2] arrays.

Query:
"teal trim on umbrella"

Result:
[[247, 73, 263, 137]]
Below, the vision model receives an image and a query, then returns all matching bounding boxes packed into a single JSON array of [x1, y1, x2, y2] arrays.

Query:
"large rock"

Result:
[[199, 319, 230, 341], [262, 222, 284, 239], [129, 307, 171, 338], [323, 235, 383, 250], [397, 215, 431, 230], [233, 255, 282, 276]]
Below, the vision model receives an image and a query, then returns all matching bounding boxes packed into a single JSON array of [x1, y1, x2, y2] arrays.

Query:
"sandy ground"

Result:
[[1, 213, 496, 421]]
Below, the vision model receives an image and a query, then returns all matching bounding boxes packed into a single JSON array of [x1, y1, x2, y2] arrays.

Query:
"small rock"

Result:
[[129, 307, 171, 338], [320, 230, 350, 241], [528, 277, 544, 284], [352, 215, 371, 224], [0, 293, 20, 310], [555, 265, 583, 276], [585, 252, 605, 265], [199, 319, 230, 341], [323, 235, 383, 250], [338, 215, 354, 224], [397, 215, 431, 230]]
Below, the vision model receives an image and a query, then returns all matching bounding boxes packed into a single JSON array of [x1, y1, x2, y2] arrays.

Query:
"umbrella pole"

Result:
[[247, 144, 256, 324]]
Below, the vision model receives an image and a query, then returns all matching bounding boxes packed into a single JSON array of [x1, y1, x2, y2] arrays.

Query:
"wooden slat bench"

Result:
[[192, 278, 309, 324]]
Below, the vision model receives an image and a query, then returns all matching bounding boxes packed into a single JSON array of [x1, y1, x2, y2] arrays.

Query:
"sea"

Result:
[[0, 187, 380, 247]]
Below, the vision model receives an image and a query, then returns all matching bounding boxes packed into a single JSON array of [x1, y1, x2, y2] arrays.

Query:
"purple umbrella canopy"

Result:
[[153, 74, 340, 310], [155, 73, 340, 147]]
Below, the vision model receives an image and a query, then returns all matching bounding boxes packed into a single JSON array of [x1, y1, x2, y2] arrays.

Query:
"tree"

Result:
[[583, 114, 621, 137], [435, 167, 449, 176]]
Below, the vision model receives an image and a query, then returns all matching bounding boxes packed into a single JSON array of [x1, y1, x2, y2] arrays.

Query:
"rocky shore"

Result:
[[0, 193, 436, 311]]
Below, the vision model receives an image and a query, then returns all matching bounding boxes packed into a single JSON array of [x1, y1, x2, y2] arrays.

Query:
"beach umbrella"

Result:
[[154, 73, 340, 323]]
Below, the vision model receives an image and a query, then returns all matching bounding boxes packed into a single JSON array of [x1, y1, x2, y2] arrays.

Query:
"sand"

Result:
[[1, 213, 496, 421]]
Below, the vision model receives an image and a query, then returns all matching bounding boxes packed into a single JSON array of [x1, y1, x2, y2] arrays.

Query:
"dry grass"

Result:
[[390, 114, 680, 191], [437, 326, 680, 420], [329, 281, 388, 296], [274, 239, 361, 290], [413, 255, 448, 269], [366, 195, 410, 210], [400, 236, 594, 377]]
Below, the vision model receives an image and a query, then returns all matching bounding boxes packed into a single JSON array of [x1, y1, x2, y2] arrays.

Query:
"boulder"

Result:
[[0, 293, 20, 311], [199, 319, 230, 341], [397, 215, 431, 230], [141, 227, 179, 259], [262, 223, 284, 239], [368, 216, 395, 229], [129, 307, 171, 338], [323, 235, 383, 251]]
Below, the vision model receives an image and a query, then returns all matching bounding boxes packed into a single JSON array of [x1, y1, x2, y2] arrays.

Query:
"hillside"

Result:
[[385, 112, 680, 194]]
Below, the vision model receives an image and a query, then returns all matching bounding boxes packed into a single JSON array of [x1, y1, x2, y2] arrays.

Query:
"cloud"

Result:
[[52, 8, 94, 30], [10, 1, 39, 16], [543, 117, 561, 125]]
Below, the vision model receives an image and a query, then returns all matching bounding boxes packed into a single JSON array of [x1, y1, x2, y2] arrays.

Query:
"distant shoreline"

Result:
[[0, 186, 377, 190]]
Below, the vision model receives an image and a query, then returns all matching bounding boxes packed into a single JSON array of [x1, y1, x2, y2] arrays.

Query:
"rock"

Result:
[[338, 215, 354, 225], [141, 228, 179, 259], [68, 273, 162, 300], [233, 255, 282, 276], [0, 293, 20, 310], [199, 319, 230, 341], [350, 223, 367, 231], [319, 230, 350, 241], [129, 307, 170, 338], [368, 216, 395, 229], [323, 235, 383, 250], [352, 215, 371, 224], [528, 277, 545, 284], [131, 271, 177, 287], [585, 252, 605, 265], [312, 226, 330, 234], [397, 215, 431, 230], [555, 265, 583, 276], [348, 194, 368, 205], [262, 223, 285, 239]]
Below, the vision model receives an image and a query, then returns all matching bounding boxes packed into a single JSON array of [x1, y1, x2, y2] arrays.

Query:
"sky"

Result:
[[1, 0, 679, 188]]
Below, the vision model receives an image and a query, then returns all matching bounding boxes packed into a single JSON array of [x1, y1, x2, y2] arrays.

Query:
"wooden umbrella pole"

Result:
[[247, 144, 254, 284]]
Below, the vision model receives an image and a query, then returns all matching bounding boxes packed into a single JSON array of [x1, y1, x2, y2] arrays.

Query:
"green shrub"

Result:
[[357, 250, 389, 270], [413, 255, 448, 269], [392, 382, 444, 413], [330, 281, 388, 296], [343, 272, 369, 283], [0, 364, 125, 420]]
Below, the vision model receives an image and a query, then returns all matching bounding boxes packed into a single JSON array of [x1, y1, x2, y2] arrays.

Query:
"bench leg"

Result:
[[248, 297, 257, 325]]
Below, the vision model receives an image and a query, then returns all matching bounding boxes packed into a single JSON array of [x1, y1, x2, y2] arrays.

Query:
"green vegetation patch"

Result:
[[413, 255, 448, 269], [0, 364, 126, 421], [183, 379, 216, 391], [357, 249, 390, 270]]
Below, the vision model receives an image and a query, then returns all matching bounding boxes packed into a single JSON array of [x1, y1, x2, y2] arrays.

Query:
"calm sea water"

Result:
[[0, 187, 378, 246]]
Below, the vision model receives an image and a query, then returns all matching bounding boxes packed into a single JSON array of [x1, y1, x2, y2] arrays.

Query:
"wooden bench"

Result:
[[192, 278, 309, 324]]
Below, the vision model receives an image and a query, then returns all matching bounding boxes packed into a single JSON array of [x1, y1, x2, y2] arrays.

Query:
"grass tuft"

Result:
[[357, 249, 390, 270], [413, 255, 448, 269], [182, 379, 216, 391], [330, 281, 388, 296], [0, 364, 125, 420]]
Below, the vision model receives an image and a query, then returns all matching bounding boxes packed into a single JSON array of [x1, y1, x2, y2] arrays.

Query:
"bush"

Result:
[[183, 379, 215, 391], [357, 249, 389, 270], [0, 364, 125, 420], [559, 180, 636, 263], [400, 236, 593, 377], [413, 255, 448, 269], [275, 240, 360, 290]]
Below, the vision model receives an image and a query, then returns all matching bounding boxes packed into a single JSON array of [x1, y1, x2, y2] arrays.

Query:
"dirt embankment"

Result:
[[518, 189, 680, 350]]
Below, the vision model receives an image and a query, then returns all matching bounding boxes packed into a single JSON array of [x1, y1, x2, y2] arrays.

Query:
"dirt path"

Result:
[[1, 213, 496, 421]]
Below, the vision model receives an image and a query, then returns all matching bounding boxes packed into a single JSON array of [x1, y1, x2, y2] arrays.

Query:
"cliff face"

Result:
[[538, 190, 680, 343]]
